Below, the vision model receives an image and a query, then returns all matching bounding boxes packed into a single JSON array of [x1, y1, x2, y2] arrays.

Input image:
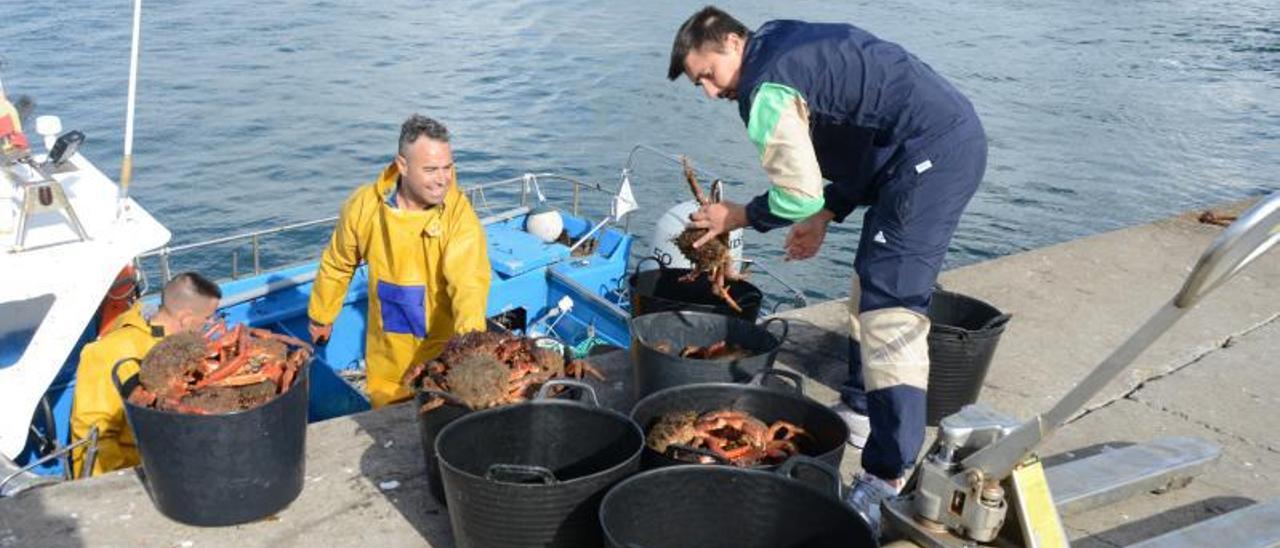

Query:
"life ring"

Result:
[[98, 265, 140, 336]]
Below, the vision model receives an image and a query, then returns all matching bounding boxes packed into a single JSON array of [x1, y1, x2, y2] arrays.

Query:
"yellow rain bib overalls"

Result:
[[309, 162, 491, 408], [69, 303, 156, 477]]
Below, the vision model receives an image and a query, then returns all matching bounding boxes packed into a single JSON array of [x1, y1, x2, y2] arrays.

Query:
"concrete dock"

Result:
[[2, 201, 1276, 547]]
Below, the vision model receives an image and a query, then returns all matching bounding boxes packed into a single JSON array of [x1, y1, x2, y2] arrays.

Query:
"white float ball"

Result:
[[525, 206, 564, 244]]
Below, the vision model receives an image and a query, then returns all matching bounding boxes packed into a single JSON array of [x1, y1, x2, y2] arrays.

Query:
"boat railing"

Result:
[[135, 172, 623, 287]]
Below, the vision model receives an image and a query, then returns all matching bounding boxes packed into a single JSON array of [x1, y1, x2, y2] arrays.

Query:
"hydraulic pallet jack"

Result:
[[885, 192, 1280, 547]]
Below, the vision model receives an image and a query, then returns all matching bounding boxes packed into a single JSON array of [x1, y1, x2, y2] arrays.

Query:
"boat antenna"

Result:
[[118, 0, 143, 211]]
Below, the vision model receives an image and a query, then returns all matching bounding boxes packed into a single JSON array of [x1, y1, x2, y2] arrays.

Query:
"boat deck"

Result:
[[2, 200, 1277, 547]]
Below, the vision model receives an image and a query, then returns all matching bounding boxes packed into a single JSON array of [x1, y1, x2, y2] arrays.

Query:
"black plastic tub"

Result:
[[630, 370, 847, 471], [435, 380, 644, 548], [630, 310, 788, 398], [925, 290, 1011, 425], [413, 388, 470, 505], [629, 259, 763, 322], [409, 336, 574, 505], [599, 456, 879, 548], [112, 357, 308, 527]]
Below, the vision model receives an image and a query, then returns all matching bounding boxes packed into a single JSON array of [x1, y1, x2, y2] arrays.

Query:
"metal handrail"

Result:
[[623, 143, 732, 186], [137, 172, 621, 283], [0, 426, 97, 497], [138, 216, 338, 257]]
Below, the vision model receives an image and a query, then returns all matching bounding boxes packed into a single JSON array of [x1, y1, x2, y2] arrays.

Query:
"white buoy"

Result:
[[34, 116, 62, 153], [524, 205, 564, 243]]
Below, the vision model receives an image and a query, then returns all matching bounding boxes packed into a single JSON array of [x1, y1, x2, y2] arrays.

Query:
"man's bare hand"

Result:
[[785, 209, 835, 261], [309, 321, 333, 345], [688, 201, 748, 248]]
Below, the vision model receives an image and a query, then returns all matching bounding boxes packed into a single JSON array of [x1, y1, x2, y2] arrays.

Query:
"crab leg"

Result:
[[419, 398, 446, 413], [279, 361, 299, 393], [700, 341, 731, 359], [211, 372, 273, 387], [249, 327, 312, 350], [400, 361, 431, 391], [713, 270, 744, 313], [764, 439, 800, 460], [127, 386, 158, 407], [203, 320, 228, 340], [681, 156, 710, 206], [767, 420, 808, 441], [194, 352, 253, 389], [236, 325, 251, 357], [279, 351, 307, 392], [567, 359, 606, 381], [257, 361, 286, 386]]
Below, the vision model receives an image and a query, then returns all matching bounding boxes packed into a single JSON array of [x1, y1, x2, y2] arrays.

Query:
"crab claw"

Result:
[[400, 361, 430, 391]]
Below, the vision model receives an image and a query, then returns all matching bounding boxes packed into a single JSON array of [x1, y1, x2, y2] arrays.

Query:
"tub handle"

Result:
[[110, 357, 142, 398], [484, 463, 558, 485], [760, 317, 790, 347], [631, 254, 669, 276], [749, 368, 805, 395], [666, 443, 730, 465], [776, 455, 842, 499], [980, 313, 1012, 331], [535, 378, 600, 406]]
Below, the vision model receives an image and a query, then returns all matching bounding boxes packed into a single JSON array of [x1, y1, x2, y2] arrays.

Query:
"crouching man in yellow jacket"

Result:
[[70, 272, 222, 477], [307, 114, 491, 408]]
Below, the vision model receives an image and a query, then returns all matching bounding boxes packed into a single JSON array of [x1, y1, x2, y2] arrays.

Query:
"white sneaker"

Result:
[[831, 402, 870, 448], [845, 472, 902, 540]]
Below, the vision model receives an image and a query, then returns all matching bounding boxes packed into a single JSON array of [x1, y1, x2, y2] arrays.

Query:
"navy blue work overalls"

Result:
[[737, 20, 987, 480]]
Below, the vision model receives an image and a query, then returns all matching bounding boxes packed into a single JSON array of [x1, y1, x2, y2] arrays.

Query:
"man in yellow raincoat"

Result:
[[308, 114, 491, 408], [70, 272, 222, 477]]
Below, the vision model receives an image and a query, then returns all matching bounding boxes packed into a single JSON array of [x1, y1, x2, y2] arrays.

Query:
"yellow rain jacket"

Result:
[[70, 303, 157, 477], [309, 162, 490, 408]]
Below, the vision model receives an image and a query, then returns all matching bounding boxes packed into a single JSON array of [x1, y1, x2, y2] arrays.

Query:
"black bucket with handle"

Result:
[[630, 369, 847, 471], [408, 335, 573, 505], [111, 357, 308, 526], [599, 456, 878, 548], [630, 310, 788, 398], [413, 388, 470, 505], [925, 289, 1011, 425], [628, 257, 764, 322], [435, 380, 643, 548]]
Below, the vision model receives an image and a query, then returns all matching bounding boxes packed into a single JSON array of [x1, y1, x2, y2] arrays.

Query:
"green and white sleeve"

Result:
[[743, 82, 825, 231]]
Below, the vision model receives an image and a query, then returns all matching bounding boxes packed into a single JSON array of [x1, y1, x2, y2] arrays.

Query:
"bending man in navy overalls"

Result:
[[667, 6, 987, 533]]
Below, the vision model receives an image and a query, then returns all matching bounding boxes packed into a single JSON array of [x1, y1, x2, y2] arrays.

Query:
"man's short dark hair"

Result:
[[667, 6, 750, 81], [399, 114, 450, 156], [160, 272, 221, 312]]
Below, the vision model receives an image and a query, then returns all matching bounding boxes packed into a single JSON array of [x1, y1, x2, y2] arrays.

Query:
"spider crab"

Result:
[[400, 331, 605, 413], [646, 409, 809, 467], [127, 321, 312, 414], [673, 157, 746, 313]]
